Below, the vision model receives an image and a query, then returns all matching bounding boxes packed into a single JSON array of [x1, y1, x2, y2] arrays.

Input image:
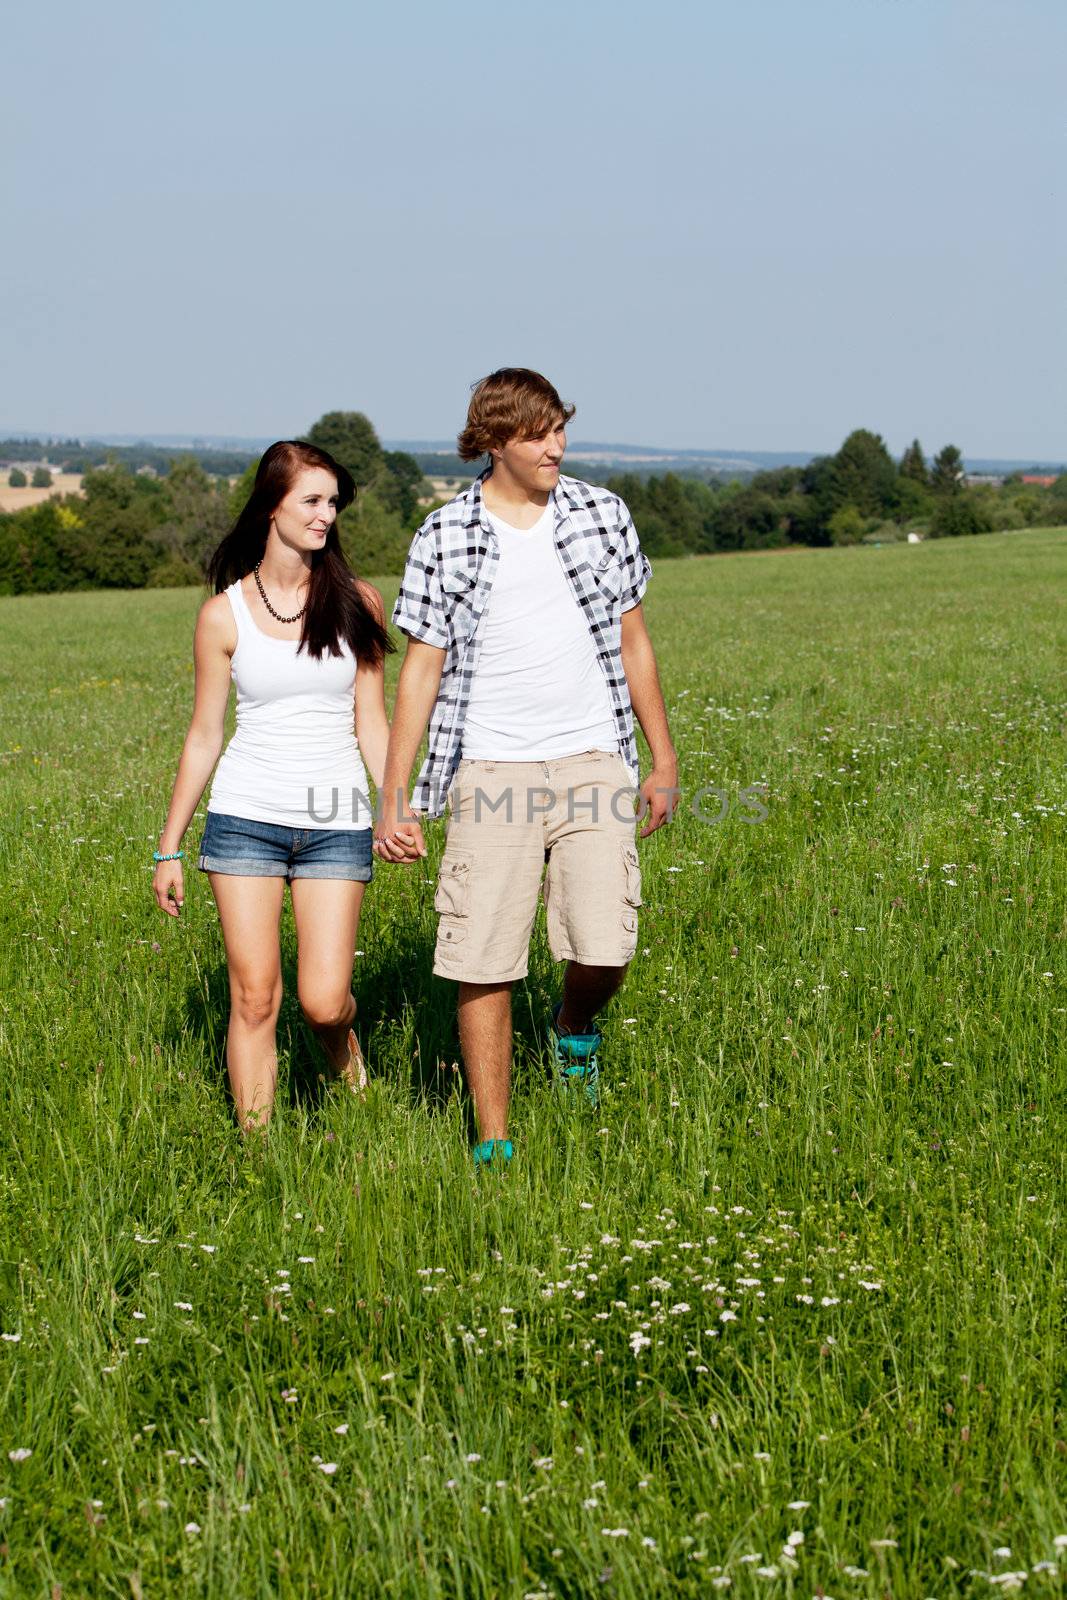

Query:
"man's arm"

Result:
[[620, 603, 678, 838], [373, 638, 446, 863]]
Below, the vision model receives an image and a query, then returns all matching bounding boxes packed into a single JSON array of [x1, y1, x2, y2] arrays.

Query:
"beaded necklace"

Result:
[[253, 562, 307, 624]]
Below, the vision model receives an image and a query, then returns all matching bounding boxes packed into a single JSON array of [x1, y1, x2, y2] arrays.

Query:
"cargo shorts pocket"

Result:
[[621, 842, 641, 951], [435, 851, 472, 917], [621, 843, 642, 909]]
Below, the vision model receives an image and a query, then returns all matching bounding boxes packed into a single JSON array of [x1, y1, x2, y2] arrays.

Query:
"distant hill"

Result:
[[387, 440, 1066, 478], [2, 431, 1062, 482]]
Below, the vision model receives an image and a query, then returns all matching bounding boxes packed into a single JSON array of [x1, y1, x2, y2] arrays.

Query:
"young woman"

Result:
[[152, 440, 396, 1130]]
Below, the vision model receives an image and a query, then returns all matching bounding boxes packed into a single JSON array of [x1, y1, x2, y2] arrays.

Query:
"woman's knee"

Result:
[[231, 977, 282, 1031], [298, 986, 353, 1032]]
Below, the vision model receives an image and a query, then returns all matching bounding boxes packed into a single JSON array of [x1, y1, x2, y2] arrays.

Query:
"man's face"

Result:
[[494, 418, 567, 495]]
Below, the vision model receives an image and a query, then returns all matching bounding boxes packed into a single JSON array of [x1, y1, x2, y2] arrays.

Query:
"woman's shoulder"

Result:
[[196, 589, 239, 651]]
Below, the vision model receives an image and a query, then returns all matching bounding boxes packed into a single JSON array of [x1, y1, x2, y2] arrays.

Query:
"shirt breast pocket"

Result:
[[441, 565, 480, 641], [593, 549, 625, 602]]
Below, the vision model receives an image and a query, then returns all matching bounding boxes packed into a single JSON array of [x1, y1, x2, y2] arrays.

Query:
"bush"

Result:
[[31, 467, 53, 489], [930, 493, 992, 539], [828, 505, 867, 546], [8, 468, 27, 488], [147, 555, 203, 588]]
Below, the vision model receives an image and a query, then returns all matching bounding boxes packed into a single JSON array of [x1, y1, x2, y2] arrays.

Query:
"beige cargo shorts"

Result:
[[432, 749, 642, 984]]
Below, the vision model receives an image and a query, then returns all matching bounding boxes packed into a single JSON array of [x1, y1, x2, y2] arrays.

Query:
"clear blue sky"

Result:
[[3, 0, 1063, 458]]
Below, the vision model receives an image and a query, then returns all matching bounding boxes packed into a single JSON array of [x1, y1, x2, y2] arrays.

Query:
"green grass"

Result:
[[0, 528, 1065, 1597]]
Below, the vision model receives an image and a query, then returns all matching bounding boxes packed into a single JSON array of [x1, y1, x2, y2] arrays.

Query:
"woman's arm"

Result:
[[152, 595, 236, 915], [353, 582, 390, 791]]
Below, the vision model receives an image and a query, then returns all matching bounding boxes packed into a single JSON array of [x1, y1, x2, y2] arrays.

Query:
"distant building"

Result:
[[964, 473, 1004, 488], [1020, 474, 1057, 487]]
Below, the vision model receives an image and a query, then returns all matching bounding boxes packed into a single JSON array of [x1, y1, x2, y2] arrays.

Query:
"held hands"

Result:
[[373, 820, 426, 863], [153, 859, 185, 917], [373, 793, 427, 864], [638, 763, 681, 838]]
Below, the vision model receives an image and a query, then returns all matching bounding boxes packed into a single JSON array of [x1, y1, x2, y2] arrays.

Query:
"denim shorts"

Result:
[[198, 812, 373, 882]]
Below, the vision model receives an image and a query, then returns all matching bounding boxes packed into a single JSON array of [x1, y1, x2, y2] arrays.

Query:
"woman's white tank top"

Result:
[[207, 580, 371, 830]]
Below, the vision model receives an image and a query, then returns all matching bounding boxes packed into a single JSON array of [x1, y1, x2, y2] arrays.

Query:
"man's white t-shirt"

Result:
[[461, 501, 619, 761]]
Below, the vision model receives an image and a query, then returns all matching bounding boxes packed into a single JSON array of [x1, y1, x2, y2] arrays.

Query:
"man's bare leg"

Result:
[[557, 962, 627, 1036], [458, 981, 513, 1142]]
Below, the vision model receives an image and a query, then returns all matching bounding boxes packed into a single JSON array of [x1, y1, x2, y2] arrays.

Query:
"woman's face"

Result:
[[270, 465, 340, 553]]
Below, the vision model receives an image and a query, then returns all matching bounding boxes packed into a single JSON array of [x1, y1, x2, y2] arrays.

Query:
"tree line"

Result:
[[1, 421, 1064, 595], [604, 432, 1067, 556], [0, 413, 425, 595]]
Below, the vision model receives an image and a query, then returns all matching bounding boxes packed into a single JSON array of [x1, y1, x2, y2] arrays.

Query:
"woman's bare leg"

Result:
[[208, 872, 286, 1131], [290, 878, 366, 1082]]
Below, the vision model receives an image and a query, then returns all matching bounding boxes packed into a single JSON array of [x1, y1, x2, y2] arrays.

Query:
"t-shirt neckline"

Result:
[[486, 499, 554, 536]]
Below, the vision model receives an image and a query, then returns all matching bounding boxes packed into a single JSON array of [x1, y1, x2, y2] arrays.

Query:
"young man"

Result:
[[374, 369, 676, 1163]]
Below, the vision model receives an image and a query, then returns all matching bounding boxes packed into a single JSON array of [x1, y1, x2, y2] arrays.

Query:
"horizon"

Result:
[[0, 428, 1063, 474]]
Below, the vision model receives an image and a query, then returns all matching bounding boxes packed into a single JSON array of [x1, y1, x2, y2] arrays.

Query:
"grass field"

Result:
[[0, 529, 1065, 1597]]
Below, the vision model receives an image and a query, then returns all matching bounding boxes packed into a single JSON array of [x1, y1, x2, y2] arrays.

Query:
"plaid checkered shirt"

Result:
[[392, 471, 652, 817]]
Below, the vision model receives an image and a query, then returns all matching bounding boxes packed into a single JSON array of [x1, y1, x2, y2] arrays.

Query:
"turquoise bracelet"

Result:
[[153, 850, 184, 863]]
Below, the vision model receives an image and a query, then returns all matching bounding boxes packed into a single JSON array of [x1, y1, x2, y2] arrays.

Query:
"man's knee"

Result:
[[568, 961, 628, 989]]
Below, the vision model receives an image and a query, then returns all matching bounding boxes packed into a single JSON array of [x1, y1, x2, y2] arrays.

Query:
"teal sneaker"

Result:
[[549, 1004, 602, 1108], [473, 1138, 513, 1167]]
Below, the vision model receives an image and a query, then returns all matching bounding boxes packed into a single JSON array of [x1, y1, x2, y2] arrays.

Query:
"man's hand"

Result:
[[638, 764, 681, 838], [373, 798, 427, 864]]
